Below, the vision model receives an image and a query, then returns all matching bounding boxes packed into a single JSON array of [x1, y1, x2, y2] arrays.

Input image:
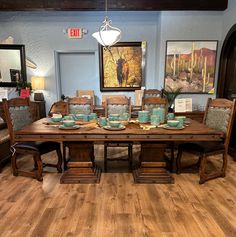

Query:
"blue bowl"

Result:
[[109, 121, 121, 128], [63, 120, 75, 127], [167, 120, 179, 127], [51, 117, 62, 122]]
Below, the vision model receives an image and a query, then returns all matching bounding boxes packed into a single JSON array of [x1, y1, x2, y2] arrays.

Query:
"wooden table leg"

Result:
[[60, 142, 101, 184], [132, 142, 174, 184]]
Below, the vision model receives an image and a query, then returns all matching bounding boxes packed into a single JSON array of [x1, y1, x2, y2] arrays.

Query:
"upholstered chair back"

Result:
[[3, 98, 39, 144], [105, 96, 131, 118], [203, 98, 236, 146], [68, 97, 93, 115], [142, 97, 167, 112]]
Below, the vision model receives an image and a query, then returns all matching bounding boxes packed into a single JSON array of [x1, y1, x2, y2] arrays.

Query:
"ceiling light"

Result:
[[92, 0, 121, 47]]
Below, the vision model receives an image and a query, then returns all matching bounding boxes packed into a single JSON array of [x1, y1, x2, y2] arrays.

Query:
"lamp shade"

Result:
[[31, 76, 45, 90], [92, 30, 121, 46], [92, 16, 121, 47]]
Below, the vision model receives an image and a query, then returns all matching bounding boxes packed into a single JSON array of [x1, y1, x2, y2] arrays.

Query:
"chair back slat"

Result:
[[143, 89, 162, 98]]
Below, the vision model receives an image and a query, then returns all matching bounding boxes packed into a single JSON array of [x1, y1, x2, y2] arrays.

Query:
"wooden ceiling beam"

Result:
[[0, 0, 228, 11]]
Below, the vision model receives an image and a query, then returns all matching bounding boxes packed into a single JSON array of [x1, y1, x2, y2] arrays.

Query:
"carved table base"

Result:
[[132, 142, 174, 184], [60, 142, 101, 184]]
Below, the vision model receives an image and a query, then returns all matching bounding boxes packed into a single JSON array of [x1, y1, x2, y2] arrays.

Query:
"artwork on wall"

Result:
[[164, 40, 218, 93], [10, 69, 21, 82], [99, 42, 146, 91]]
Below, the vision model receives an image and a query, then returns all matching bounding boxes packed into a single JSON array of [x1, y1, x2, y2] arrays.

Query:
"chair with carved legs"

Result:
[[63, 97, 94, 170], [176, 98, 236, 184], [3, 98, 62, 181], [141, 97, 174, 168], [104, 96, 132, 172]]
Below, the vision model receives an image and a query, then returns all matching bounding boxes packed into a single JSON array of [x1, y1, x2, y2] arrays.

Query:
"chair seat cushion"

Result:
[[179, 141, 225, 153], [14, 141, 60, 154]]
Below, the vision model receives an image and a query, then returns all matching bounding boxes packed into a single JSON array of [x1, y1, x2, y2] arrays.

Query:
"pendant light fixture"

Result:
[[92, 0, 121, 47]]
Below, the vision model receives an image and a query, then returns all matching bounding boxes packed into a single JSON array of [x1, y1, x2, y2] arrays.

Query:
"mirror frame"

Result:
[[0, 44, 27, 87]]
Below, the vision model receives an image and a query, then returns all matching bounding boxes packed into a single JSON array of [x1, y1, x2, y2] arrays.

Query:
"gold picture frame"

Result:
[[99, 42, 146, 91]]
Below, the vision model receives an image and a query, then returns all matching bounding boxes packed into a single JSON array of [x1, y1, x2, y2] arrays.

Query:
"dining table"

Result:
[[14, 118, 223, 184]]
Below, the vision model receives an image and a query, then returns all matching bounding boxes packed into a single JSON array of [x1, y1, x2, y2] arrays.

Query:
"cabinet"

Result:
[[32, 101, 46, 118], [175, 111, 204, 122]]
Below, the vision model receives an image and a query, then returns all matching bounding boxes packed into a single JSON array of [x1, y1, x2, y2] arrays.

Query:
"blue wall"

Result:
[[0, 1, 235, 112]]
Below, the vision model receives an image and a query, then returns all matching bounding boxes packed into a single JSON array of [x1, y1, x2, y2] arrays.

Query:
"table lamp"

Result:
[[31, 76, 45, 101]]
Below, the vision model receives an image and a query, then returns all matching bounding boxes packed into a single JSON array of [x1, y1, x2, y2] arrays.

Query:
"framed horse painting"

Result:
[[99, 42, 146, 91]]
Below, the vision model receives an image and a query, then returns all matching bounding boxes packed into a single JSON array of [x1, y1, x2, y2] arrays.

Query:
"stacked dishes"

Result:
[[152, 107, 165, 123], [138, 111, 150, 123]]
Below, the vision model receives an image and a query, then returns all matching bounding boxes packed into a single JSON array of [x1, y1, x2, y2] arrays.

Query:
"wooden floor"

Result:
[[0, 145, 236, 237]]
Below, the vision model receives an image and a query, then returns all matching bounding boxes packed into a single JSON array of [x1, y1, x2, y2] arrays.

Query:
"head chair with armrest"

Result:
[[104, 96, 132, 172], [176, 98, 236, 184], [48, 100, 68, 117], [3, 97, 62, 181]]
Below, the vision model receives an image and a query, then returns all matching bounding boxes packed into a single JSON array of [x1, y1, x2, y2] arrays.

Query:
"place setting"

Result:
[[59, 120, 80, 130], [42, 111, 102, 130], [98, 114, 127, 131], [161, 115, 187, 130]]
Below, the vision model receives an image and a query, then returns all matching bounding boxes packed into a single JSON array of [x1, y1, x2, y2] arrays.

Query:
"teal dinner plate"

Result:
[[103, 125, 125, 131], [163, 124, 185, 130], [59, 125, 80, 130]]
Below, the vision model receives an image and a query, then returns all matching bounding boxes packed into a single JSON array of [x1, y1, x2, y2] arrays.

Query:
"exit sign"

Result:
[[68, 28, 82, 39]]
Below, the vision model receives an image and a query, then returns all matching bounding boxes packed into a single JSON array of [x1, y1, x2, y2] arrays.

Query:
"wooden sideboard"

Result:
[[32, 101, 46, 118], [175, 111, 204, 123]]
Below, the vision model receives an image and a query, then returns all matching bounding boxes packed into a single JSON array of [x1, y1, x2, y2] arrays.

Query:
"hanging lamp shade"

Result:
[[92, 16, 121, 47]]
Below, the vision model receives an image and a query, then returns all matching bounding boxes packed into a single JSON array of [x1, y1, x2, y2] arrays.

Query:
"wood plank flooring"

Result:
[[0, 145, 236, 237]]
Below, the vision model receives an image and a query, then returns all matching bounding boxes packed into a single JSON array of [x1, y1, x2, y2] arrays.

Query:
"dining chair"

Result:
[[76, 89, 95, 105], [141, 96, 177, 170], [48, 100, 68, 117], [142, 96, 167, 112], [67, 97, 93, 115], [176, 98, 236, 184], [143, 89, 162, 98], [104, 96, 132, 172], [63, 96, 94, 170], [3, 97, 62, 181]]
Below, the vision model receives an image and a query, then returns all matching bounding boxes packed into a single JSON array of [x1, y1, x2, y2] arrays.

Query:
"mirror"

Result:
[[0, 44, 27, 87]]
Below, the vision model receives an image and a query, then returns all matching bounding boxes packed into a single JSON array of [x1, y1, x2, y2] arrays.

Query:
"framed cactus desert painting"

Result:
[[99, 42, 146, 91], [164, 40, 218, 93]]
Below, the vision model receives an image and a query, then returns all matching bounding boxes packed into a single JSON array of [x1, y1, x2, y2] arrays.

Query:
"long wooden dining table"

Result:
[[14, 118, 223, 184]]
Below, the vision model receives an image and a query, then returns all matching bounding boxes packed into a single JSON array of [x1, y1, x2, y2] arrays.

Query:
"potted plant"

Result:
[[16, 80, 32, 97], [162, 86, 182, 112]]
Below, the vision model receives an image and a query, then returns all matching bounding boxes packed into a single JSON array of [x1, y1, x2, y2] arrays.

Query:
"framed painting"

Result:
[[164, 40, 218, 94], [10, 69, 21, 82], [99, 41, 146, 91]]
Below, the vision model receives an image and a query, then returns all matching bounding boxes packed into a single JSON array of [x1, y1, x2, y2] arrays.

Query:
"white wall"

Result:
[[0, 11, 160, 111], [222, 0, 236, 39], [0, 5, 235, 112]]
